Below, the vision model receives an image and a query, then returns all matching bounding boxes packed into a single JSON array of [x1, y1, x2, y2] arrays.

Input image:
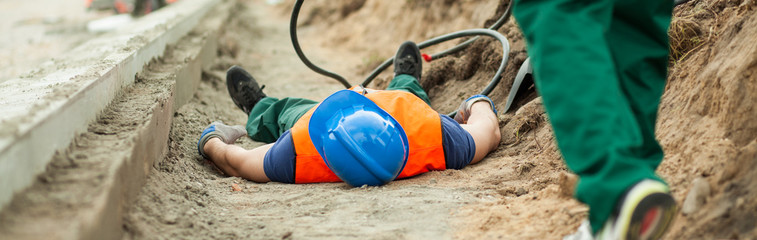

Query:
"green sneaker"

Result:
[[565, 180, 677, 240]]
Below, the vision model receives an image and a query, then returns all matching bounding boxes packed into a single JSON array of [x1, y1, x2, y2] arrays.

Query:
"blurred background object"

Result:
[[86, 0, 178, 16], [0, 0, 103, 82], [0, 0, 181, 83]]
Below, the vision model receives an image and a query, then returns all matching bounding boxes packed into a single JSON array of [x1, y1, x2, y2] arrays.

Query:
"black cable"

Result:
[[290, 0, 513, 91], [417, 29, 511, 98], [362, 1, 513, 86], [290, 0, 686, 90], [290, 0, 352, 88]]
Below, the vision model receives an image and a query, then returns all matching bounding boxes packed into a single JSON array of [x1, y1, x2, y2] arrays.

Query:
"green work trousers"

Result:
[[245, 74, 430, 143], [513, 0, 673, 233]]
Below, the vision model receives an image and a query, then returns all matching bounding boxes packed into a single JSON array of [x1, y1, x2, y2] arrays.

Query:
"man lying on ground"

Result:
[[196, 41, 500, 186]]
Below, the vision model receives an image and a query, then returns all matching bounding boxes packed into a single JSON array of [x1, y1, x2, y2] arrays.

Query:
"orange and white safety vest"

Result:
[[289, 90, 446, 183]]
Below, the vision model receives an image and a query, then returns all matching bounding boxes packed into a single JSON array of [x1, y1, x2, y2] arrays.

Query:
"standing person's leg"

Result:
[[607, 0, 673, 171], [592, 3, 677, 238], [514, 0, 670, 234]]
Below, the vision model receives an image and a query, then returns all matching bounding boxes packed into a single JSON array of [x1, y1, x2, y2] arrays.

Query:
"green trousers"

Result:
[[245, 74, 430, 143], [513, 0, 673, 233]]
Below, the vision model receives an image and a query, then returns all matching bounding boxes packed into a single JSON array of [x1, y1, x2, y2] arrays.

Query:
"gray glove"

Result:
[[197, 121, 247, 159], [453, 95, 497, 124]]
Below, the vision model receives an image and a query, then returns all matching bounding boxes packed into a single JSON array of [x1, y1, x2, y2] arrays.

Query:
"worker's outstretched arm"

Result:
[[460, 101, 501, 164], [203, 139, 273, 183]]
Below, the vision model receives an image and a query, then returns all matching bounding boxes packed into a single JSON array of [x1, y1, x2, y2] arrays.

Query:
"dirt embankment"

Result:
[[658, 1, 757, 238], [125, 0, 757, 239]]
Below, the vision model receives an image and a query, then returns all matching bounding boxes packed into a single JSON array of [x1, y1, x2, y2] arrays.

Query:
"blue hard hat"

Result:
[[309, 90, 409, 187]]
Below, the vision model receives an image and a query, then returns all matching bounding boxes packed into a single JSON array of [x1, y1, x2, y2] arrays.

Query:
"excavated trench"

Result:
[[124, 1, 757, 238], [122, 2, 484, 239], [1, 0, 756, 239]]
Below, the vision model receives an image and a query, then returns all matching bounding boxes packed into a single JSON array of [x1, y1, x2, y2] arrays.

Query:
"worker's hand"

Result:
[[196, 121, 247, 159], [351, 86, 378, 94], [454, 95, 497, 124]]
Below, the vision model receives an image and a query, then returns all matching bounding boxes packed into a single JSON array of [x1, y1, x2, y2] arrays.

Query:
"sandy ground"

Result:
[[114, 0, 756, 239], [124, 1, 530, 239]]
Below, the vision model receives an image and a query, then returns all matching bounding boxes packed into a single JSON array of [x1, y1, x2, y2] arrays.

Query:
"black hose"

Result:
[[290, 0, 513, 90], [419, 29, 511, 98], [362, 1, 513, 86], [289, 0, 511, 117], [290, 0, 686, 89], [290, 0, 352, 88]]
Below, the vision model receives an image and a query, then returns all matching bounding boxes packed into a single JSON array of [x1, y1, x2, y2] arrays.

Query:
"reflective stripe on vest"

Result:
[[290, 90, 445, 184]]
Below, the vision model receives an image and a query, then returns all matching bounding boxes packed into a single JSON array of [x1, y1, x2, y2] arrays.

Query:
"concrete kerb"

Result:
[[0, 30, 221, 239], [0, 0, 220, 212]]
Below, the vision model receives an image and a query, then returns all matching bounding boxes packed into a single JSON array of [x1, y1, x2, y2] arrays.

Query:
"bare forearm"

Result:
[[462, 102, 501, 164], [203, 138, 272, 182]]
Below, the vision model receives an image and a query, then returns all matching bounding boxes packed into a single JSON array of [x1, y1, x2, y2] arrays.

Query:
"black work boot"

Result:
[[393, 41, 422, 80], [226, 65, 266, 115]]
